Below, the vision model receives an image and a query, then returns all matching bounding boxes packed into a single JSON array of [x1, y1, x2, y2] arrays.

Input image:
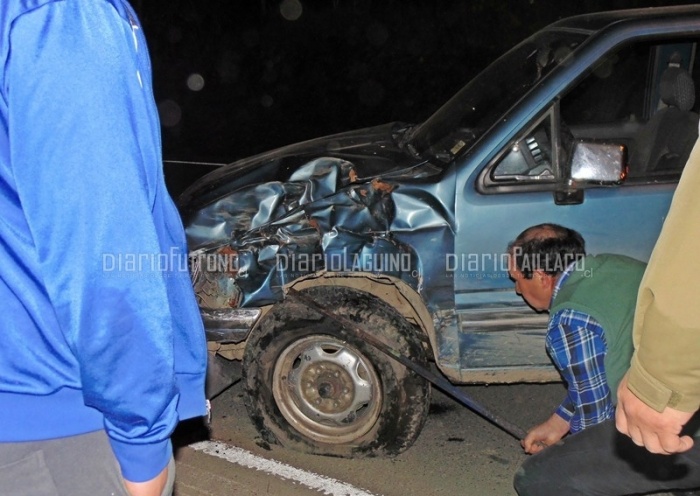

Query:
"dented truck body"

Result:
[[175, 6, 700, 457], [184, 122, 454, 340]]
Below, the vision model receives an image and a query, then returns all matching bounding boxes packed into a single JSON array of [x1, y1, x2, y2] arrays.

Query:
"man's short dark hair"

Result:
[[508, 223, 586, 279]]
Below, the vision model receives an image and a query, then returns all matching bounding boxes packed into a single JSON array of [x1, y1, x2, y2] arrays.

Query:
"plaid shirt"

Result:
[[547, 265, 614, 434]]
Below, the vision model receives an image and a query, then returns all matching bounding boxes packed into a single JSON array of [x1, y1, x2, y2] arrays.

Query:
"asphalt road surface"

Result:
[[173, 376, 689, 496], [172, 376, 569, 496]]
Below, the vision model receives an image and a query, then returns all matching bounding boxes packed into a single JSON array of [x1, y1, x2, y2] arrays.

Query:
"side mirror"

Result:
[[570, 141, 627, 185]]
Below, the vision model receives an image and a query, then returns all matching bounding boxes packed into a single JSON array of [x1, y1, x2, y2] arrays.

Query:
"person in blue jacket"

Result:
[[0, 1, 208, 495]]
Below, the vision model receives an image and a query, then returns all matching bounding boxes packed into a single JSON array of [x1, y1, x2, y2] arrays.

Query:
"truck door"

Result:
[[451, 38, 699, 382]]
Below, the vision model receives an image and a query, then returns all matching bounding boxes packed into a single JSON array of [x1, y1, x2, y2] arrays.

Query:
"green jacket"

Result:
[[551, 254, 647, 404]]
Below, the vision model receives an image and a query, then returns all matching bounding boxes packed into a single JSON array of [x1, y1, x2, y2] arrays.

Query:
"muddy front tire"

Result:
[[242, 286, 431, 457]]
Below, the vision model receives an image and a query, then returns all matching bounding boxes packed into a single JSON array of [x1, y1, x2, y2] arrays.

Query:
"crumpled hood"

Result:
[[178, 122, 425, 214], [180, 120, 454, 311]]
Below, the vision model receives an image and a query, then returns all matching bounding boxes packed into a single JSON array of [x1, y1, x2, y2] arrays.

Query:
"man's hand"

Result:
[[521, 414, 570, 454], [123, 465, 169, 496], [616, 373, 694, 455]]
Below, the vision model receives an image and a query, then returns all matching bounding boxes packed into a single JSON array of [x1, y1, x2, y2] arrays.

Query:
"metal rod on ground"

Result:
[[286, 289, 528, 442]]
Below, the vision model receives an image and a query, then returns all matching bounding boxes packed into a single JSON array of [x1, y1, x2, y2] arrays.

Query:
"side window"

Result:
[[486, 37, 699, 192], [561, 45, 649, 125], [562, 39, 699, 181]]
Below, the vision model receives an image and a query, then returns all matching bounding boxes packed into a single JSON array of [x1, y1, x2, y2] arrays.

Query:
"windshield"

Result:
[[404, 29, 589, 156]]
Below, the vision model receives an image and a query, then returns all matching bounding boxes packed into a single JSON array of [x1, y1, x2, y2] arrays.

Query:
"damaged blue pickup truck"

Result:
[[174, 6, 700, 457]]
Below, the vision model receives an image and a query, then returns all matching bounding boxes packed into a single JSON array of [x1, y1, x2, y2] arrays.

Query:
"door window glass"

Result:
[[486, 37, 700, 191]]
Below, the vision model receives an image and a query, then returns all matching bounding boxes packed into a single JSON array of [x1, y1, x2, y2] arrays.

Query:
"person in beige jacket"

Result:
[[615, 134, 700, 456]]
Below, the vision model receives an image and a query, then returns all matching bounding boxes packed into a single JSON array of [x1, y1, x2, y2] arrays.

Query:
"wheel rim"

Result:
[[272, 335, 383, 444]]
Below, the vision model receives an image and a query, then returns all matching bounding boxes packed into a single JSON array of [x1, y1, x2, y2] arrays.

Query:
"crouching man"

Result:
[[510, 223, 700, 495]]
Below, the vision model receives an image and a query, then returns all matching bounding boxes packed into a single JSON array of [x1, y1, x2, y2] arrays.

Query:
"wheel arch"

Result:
[[284, 271, 436, 356], [211, 271, 437, 364]]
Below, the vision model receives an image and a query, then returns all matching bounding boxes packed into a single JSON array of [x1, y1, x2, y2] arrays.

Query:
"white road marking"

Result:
[[191, 440, 380, 496]]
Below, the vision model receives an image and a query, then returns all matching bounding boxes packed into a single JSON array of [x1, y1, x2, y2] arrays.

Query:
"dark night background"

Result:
[[131, 1, 699, 194]]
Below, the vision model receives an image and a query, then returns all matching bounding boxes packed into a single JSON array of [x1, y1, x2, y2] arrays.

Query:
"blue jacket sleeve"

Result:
[[8, 0, 198, 482]]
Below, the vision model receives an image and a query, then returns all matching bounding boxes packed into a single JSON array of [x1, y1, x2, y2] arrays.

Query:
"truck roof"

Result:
[[550, 5, 700, 34]]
